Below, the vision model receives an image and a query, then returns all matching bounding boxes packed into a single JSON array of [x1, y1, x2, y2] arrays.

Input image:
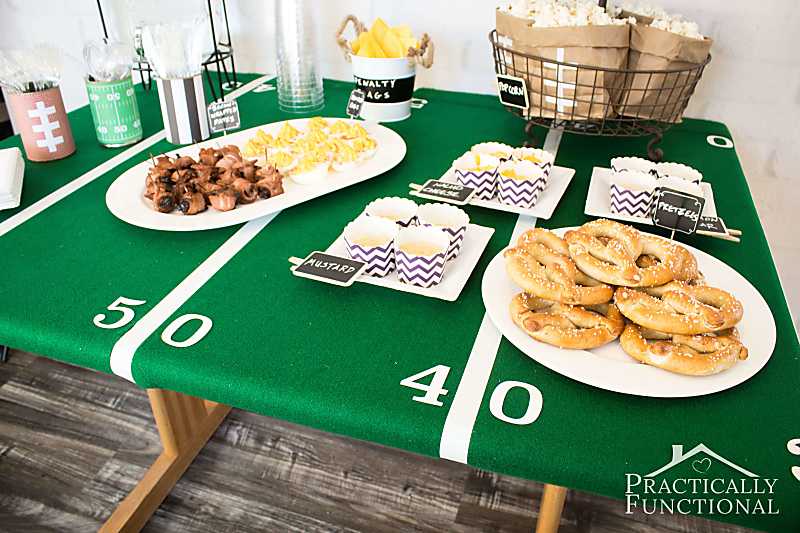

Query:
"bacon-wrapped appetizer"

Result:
[[177, 191, 207, 215]]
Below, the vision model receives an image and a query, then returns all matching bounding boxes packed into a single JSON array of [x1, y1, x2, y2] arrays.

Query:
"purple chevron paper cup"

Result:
[[343, 216, 398, 277], [395, 226, 450, 288], [364, 196, 418, 227], [416, 203, 469, 261], [497, 159, 549, 208], [512, 146, 555, 182], [452, 152, 500, 200], [609, 170, 657, 218], [471, 142, 514, 162]]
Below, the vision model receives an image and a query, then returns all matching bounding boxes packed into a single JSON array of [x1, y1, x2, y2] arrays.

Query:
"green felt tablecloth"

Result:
[[1, 75, 798, 532]]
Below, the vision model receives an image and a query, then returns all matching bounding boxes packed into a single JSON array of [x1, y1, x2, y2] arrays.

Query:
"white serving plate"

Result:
[[482, 227, 776, 398], [326, 223, 495, 301], [586, 166, 717, 224], [106, 118, 406, 231], [437, 165, 575, 220]]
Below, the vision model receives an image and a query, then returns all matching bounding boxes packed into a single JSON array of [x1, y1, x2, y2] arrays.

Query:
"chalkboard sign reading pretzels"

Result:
[[651, 187, 706, 235]]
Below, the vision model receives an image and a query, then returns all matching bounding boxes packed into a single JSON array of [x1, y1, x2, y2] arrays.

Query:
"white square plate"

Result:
[[326, 223, 495, 301], [438, 165, 575, 220], [585, 166, 717, 224]]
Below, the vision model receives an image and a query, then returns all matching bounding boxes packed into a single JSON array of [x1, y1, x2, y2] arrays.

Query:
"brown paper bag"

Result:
[[620, 24, 711, 121], [496, 10, 630, 120]]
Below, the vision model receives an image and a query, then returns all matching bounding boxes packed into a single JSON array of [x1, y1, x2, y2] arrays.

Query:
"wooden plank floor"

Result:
[[0, 350, 757, 533]]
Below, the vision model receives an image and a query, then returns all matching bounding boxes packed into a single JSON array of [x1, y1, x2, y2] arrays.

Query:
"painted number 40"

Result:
[[93, 296, 212, 348], [400, 365, 543, 426]]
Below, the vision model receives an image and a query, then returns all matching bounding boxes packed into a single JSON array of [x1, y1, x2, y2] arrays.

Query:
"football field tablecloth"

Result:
[[1, 76, 799, 531]]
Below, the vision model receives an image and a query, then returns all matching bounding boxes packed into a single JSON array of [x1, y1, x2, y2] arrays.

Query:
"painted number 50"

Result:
[[93, 296, 212, 349]]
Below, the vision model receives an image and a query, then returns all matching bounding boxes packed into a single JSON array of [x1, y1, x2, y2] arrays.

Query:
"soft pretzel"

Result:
[[615, 282, 743, 335], [504, 228, 613, 305], [565, 219, 688, 287], [620, 323, 748, 376], [510, 293, 625, 349]]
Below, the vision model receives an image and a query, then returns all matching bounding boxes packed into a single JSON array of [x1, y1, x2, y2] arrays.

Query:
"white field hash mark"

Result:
[[28, 101, 64, 153]]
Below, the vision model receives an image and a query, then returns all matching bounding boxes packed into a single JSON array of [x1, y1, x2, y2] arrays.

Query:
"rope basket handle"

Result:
[[411, 33, 434, 69], [335, 15, 435, 68], [335, 14, 367, 62]]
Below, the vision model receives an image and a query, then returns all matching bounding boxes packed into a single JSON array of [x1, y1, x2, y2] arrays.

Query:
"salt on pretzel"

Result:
[[510, 293, 624, 349], [614, 282, 743, 335], [565, 219, 688, 287], [504, 228, 613, 305], [620, 323, 748, 376]]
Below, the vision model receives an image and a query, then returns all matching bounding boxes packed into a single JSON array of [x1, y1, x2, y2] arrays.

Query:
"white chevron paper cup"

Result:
[[416, 203, 470, 261], [609, 170, 657, 218], [394, 226, 450, 288], [364, 197, 418, 227], [497, 159, 549, 208], [654, 162, 703, 184], [512, 147, 555, 182], [610, 156, 657, 176], [452, 152, 500, 200], [343, 216, 398, 277], [471, 142, 514, 162]]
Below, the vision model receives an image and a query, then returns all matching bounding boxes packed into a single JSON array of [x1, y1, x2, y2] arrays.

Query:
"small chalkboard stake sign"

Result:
[[496, 74, 529, 110], [409, 179, 476, 205], [347, 88, 366, 119], [697, 216, 727, 235], [291, 251, 367, 287], [651, 187, 706, 236], [207, 100, 241, 134]]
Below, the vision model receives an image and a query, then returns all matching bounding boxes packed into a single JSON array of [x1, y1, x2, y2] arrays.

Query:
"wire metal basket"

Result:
[[489, 30, 710, 159]]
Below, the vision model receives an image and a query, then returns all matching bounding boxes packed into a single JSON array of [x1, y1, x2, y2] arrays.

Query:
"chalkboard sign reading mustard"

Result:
[[346, 88, 366, 119], [651, 187, 706, 235], [410, 179, 476, 205], [496, 74, 529, 110], [207, 100, 241, 134], [291, 251, 367, 287]]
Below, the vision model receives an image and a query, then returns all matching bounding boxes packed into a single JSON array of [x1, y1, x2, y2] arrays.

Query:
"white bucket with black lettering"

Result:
[[351, 56, 416, 123]]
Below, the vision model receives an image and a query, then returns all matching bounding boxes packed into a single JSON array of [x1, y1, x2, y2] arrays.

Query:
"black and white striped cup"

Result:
[[156, 75, 210, 145]]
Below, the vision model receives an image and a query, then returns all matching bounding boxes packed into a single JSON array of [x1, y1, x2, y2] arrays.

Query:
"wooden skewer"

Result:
[[728, 228, 742, 236], [696, 230, 740, 243], [288, 256, 303, 266]]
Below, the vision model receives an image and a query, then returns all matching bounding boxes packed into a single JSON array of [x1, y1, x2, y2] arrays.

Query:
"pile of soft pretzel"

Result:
[[505, 219, 747, 376]]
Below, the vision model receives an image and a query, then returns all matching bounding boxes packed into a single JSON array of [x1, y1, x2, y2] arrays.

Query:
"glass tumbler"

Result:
[[275, 0, 324, 112]]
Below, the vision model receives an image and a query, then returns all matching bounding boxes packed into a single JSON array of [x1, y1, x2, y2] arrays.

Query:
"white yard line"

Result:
[[0, 75, 270, 239], [439, 128, 563, 463], [109, 213, 278, 382]]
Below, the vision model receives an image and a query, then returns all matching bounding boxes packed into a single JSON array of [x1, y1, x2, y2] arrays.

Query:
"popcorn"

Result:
[[650, 18, 704, 39], [498, 0, 632, 27], [614, 1, 668, 19]]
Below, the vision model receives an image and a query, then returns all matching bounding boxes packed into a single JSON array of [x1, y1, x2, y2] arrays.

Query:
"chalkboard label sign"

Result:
[[207, 100, 241, 133], [354, 76, 415, 104], [346, 89, 366, 118], [697, 216, 728, 235], [497, 74, 529, 110], [651, 187, 706, 235], [292, 251, 367, 287], [412, 179, 476, 205]]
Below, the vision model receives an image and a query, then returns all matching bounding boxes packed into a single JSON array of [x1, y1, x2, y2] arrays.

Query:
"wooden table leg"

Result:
[[535, 483, 568, 533], [99, 389, 231, 533]]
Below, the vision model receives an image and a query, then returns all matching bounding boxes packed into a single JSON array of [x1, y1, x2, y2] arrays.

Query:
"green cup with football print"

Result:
[[85, 75, 143, 147]]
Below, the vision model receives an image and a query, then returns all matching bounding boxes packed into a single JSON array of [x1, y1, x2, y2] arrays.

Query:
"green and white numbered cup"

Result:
[[85, 76, 143, 147]]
